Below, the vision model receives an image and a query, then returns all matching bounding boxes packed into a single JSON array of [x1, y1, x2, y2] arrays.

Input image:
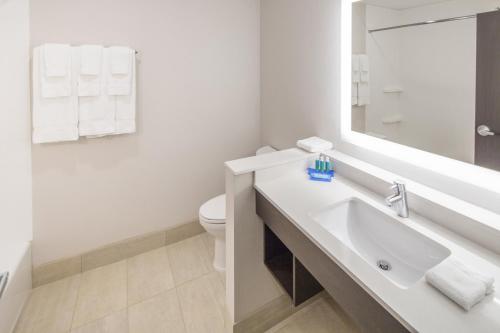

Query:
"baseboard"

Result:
[[32, 220, 204, 287]]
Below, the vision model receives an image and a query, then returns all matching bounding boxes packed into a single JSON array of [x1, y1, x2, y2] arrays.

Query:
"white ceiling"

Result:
[[360, 0, 452, 10]]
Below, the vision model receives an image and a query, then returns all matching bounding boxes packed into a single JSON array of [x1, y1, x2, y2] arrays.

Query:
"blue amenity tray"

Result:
[[307, 168, 334, 182]]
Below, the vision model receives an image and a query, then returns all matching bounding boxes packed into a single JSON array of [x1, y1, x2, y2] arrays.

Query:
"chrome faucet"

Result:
[[385, 180, 409, 218]]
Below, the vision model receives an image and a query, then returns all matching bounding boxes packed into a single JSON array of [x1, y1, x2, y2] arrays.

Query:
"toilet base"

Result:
[[213, 237, 226, 272], [199, 219, 226, 272]]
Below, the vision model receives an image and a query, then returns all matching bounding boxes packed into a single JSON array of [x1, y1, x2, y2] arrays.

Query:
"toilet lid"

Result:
[[200, 194, 226, 223]]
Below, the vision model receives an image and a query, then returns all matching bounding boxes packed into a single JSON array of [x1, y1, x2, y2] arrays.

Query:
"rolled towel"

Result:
[[426, 258, 495, 311]]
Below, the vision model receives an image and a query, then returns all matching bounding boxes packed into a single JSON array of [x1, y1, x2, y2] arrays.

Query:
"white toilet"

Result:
[[199, 146, 276, 272]]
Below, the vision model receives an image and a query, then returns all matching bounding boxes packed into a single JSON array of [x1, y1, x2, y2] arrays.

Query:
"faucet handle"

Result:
[[390, 180, 406, 194]]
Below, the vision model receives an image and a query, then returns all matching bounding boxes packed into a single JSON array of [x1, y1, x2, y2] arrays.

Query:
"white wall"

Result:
[[30, 0, 261, 266], [0, 0, 32, 251], [261, 0, 340, 149], [364, 0, 499, 163], [0, 0, 32, 331]]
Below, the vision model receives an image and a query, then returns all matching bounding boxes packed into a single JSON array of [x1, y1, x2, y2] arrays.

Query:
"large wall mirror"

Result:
[[351, 0, 500, 172]]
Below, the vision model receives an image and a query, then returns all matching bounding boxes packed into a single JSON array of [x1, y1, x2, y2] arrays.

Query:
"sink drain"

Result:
[[377, 260, 392, 271]]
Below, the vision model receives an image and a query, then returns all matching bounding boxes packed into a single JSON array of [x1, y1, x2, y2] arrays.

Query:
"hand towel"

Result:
[[359, 55, 370, 83], [426, 258, 495, 311], [40, 44, 72, 98], [297, 137, 333, 153], [80, 45, 103, 75], [115, 53, 136, 134], [452, 259, 495, 295], [78, 45, 103, 97], [107, 47, 133, 96], [110, 46, 132, 74], [352, 55, 360, 84], [43, 43, 71, 77], [358, 82, 370, 106], [79, 48, 116, 137], [32, 47, 78, 143]]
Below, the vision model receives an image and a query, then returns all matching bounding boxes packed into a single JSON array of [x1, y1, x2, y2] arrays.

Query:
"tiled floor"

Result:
[[15, 233, 357, 333]]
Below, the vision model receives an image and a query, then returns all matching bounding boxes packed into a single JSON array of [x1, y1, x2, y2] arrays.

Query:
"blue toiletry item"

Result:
[[308, 154, 334, 182], [307, 168, 334, 182]]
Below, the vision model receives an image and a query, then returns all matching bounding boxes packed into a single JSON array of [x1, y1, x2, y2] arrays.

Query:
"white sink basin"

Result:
[[309, 198, 451, 288]]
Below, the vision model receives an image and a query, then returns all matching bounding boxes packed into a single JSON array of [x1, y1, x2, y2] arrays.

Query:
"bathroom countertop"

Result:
[[255, 170, 500, 333]]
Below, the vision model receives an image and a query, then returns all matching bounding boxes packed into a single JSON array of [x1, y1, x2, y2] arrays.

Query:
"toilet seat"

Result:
[[199, 194, 225, 224]]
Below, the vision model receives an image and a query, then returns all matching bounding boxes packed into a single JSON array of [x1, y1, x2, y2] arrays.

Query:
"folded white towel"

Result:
[[79, 95, 116, 137], [80, 45, 103, 75], [78, 45, 103, 97], [78, 76, 101, 97], [107, 47, 133, 96], [40, 44, 72, 98], [79, 48, 115, 137], [352, 55, 360, 84], [357, 82, 370, 106], [454, 259, 495, 295], [426, 259, 495, 311], [109, 46, 132, 75], [297, 137, 333, 153], [33, 47, 78, 143], [359, 54, 370, 83], [43, 43, 71, 77], [115, 54, 136, 135]]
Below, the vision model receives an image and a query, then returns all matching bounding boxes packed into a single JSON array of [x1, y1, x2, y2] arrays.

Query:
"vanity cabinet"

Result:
[[256, 192, 411, 333], [264, 224, 323, 306]]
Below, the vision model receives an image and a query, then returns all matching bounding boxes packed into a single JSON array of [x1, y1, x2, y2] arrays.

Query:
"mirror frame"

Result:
[[337, 0, 500, 211]]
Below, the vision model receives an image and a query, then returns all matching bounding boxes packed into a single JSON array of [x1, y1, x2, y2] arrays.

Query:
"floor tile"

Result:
[[72, 261, 127, 328], [200, 233, 215, 262], [268, 298, 354, 333], [176, 272, 225, 333], [167, 235, 213, 285], [127, 247, 175, 305], [14, 275, 81, 333], [71, 309, 128, 333], [128, 289, 185, 333]]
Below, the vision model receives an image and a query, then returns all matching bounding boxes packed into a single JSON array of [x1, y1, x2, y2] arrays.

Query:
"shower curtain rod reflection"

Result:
[[368, 14, 477, 33]]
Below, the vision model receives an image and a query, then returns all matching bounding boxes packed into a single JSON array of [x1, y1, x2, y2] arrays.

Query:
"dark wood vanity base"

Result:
[[256, 191, 411, 333]]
